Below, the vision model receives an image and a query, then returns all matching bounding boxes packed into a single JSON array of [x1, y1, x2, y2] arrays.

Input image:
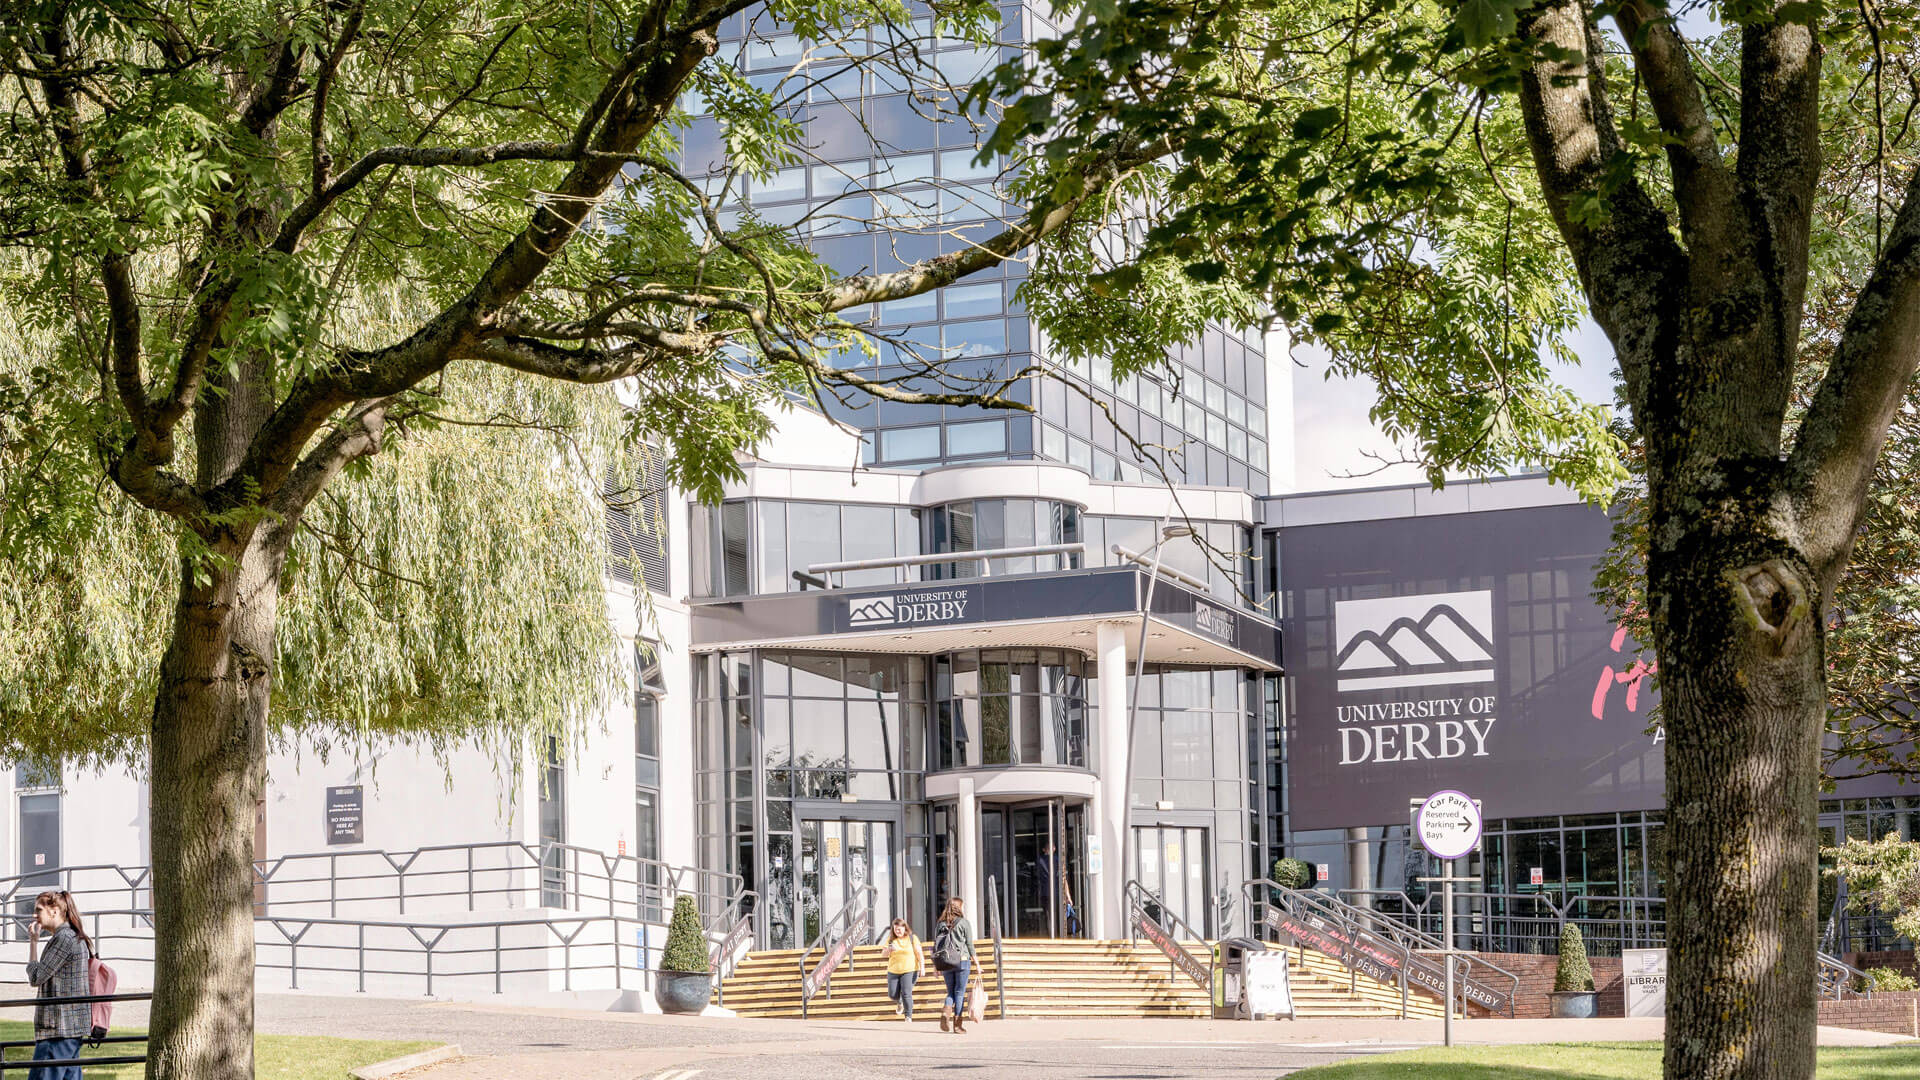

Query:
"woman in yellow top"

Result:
[[883, 917, 925, 1020]]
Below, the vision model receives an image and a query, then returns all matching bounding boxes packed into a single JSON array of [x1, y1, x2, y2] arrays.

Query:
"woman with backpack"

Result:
[[882, 917, 924, 1020], [25, 890, 93, 1079], [931, 897, 977, 1033]]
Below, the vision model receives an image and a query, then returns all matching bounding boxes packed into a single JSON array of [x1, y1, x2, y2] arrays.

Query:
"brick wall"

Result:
[[1468, 952, 1625, 1019], [1818, 991, 1920, 1037], [1846, 950, 1919, 980]]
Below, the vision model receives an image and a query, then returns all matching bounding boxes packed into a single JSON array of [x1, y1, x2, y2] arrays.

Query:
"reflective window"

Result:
[[933, 649, 1087, 770]]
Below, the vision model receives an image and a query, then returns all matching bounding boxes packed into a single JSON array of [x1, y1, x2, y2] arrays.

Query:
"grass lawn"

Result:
[[1287, 1042, 1920, 1079], [0, 1020, 438, 1079]]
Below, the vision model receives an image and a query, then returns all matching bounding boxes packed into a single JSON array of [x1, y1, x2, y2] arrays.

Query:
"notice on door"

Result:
[[1623, 948, 1667, 1017], [326, 785, 364, 846]]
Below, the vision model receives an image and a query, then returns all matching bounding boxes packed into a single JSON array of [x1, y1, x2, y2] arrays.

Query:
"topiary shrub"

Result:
[[661, 895, 710, 974], [1867, 966, 1919, 992], [1553, 922, 1595, 992], [1271, 858, 1314, 891]]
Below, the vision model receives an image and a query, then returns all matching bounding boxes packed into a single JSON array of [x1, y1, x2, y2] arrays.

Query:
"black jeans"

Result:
[[887, 971, 918, 1017]]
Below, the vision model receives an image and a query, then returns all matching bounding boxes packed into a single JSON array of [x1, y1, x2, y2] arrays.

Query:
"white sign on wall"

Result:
[[1623, 948, 1667, 1017]]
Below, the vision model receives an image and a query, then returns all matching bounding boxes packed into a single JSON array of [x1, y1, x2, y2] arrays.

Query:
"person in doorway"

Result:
[[883, 918, 924, 1020], [25, 890, 93, 1080], [932, 897, 977, 1033]]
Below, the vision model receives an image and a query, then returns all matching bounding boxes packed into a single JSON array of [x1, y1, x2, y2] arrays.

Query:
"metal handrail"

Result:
[[984, 875, 1007, 1019], [798, 883, 877, 1018], [1108, 543, 1211, 591], [0, 991, 152, 1072], [1818, 951, 1874, 1000], [1248, 878, 1520, 1017], [710, 890, 761, 1006], [1340, 887, 1668, 955], [0, 842, 741, 930], [1122, 880, 1213, 992], [807, 542, 1086, 576]]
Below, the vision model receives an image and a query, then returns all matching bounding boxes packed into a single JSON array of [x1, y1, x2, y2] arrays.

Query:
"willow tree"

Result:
[[981, 0, 1920, 1077], [0, 2, 1251, 1077]]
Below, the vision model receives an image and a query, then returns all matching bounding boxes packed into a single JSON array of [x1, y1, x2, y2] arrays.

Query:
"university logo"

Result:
[[1333, 590, 1495, 692], [847, 596, 898, 628], [1192, 601, 1235, 644]]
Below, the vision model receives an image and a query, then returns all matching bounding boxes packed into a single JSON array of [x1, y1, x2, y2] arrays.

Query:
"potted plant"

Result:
[[1271, 858, 1314, 891], [1548, 922, 1599, 1018], [655, 895, 713, 1014]]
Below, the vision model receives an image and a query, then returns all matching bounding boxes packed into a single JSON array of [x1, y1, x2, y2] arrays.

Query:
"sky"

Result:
[[1281, 4, 1725, 494], [1283, 317, 1621, 494]]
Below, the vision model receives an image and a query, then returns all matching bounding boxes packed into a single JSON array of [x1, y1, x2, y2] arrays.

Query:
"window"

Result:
[[540, 736, 567, 907], [606, 445, 670, 593], [881, 426, 941, 461], [933, 649, 1087, 770]]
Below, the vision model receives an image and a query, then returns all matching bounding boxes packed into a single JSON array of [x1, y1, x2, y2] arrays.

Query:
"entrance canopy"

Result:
[[689, 567, 1282, 670]]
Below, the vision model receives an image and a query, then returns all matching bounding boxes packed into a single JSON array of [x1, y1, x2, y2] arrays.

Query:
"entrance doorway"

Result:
[[14, 766, 59, 942], [981, 799, 1087, 937], [793, 817, 896, 948], [1132, 824, 1211, 936]]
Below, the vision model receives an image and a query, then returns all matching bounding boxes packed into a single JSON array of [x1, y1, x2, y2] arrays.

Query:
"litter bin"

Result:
[[1213, 937, 1295, 1019]]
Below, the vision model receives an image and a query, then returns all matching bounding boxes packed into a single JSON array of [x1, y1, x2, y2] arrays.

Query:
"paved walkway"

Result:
[[91, 992, 1918, 1078]]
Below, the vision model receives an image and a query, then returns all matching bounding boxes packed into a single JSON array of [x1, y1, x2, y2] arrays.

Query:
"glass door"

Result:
[[796, 817, 896, 948], [1132, 824, 1211, 937], [981, 799, 1087, 938]]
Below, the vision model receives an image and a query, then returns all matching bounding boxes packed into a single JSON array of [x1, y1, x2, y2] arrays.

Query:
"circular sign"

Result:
[[1417, 790, 1482, 860]]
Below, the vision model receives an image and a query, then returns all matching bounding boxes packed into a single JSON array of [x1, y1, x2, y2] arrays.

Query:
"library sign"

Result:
[[1279, 502, 1667, 829]]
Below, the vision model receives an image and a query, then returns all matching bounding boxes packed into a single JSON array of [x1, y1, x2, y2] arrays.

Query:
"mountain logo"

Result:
[[1333, 590, 1496, 692], [847, 596, 899, 628]]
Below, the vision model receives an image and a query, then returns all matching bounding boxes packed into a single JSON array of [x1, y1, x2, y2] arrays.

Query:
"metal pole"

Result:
[[1121, 523, 1185, 900], [1443, 870, 1454, 1048]]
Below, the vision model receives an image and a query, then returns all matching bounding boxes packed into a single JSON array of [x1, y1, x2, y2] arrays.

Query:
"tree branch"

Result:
[[1612, 0, 1742, 262], [1734, 11, 1823, 343], [1515, 0, 1685, 423], [264, 399, 393, 520], [1788, 166, 1920, 581]]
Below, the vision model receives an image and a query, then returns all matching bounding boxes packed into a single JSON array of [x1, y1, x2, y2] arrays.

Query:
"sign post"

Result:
[[1414, 790, 1483, 1048]]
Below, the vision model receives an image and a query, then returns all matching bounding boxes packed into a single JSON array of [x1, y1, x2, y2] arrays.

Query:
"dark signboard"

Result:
[[325, 785, 364, 846], [691, 567, 1284, 667], [1280, 503, 1664, 830]]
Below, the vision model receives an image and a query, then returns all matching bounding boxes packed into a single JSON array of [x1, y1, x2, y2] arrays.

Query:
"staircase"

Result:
[[717, 939, 1443, 1019]]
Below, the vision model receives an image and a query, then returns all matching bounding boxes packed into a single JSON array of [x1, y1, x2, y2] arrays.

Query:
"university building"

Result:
[[5, 4, 1912, 1004]]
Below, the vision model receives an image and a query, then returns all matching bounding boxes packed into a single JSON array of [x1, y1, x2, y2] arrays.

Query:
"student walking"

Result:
[[931, 897, 977, 1034], [25, 890, 93, 1080], [882, 918, 924, 1020]]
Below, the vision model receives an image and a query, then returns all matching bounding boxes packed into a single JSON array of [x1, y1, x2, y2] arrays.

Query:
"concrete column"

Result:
[[1095, 621, 1132, 939], [957, 776, 981, 932], [1347, 826, 1372, 909]]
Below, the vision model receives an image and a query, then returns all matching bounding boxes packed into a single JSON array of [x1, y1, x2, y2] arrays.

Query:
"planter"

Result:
[[1549, 990, 1599, 1018], [655, 970, 713, 1015]]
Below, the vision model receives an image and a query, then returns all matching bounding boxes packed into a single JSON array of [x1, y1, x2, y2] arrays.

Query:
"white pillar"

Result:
[[957, 776, 981, 933], [1095, 621, 1131, 940]]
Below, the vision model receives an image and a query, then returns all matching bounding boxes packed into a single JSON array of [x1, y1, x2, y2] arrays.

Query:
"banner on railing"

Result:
[[802, 907, 871, 998], [711, 913, 754, 973], [1263, 906, 1510, 1014], [1130, 899, 1208, 988]]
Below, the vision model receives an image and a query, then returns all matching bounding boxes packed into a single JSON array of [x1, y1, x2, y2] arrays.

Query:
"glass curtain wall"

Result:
[[925, 499, 1081, 577], [691, 500, 921, 597], [930, 649, 1089, 770]]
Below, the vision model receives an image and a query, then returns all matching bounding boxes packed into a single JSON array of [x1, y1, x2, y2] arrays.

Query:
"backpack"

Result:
[[932, 923, 966, 970], [87, 958, 117, 1043]]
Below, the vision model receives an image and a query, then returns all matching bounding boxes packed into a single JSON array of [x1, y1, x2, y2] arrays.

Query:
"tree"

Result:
[[0, 3, 1222, 1077], [977, 1, 1920, 1077], [1825, 834, 1920, 944]]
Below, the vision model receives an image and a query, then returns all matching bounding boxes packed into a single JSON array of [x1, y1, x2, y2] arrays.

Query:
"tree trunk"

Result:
[[146, 531, 283, 1080], [1653, 522, 1823, 1080]]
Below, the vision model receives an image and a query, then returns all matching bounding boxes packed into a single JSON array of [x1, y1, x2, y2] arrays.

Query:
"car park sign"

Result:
[[1416, 790, 1482, 860]]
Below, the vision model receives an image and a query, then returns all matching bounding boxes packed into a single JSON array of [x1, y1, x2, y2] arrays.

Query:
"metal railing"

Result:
[[798, 884, 876, 1018], [984, 876, 1008, 1019], [1341, 888, 1666, 957], [709, 890, 759, 1007], [1339, 887, 1872, 1003], [0, 842, 741, 932], [0, 991, 152, 1072], [803, 543, 1087, 588], [1124, 880, 1213, 992], [1253, 879, 1520, 1017], [2, 846, 754, 1001]]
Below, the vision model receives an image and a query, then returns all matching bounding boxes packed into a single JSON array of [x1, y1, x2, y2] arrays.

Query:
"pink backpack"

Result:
[[87, 958, 117, 1040]]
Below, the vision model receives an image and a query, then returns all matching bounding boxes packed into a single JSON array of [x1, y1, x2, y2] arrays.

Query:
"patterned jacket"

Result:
[[26, 924, 92, 1040]]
